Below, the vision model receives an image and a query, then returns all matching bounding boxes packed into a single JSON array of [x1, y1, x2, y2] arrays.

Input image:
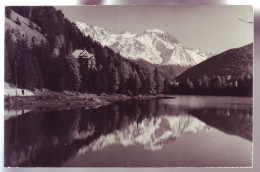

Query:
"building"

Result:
[[72, 49, 96, 69]]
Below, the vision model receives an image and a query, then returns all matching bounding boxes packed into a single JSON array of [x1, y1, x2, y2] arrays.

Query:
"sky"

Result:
[[56, 5, 253, 54]]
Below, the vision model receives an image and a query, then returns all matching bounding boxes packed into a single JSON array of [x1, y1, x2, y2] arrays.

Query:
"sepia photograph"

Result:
[[3, 5, 253, 167]]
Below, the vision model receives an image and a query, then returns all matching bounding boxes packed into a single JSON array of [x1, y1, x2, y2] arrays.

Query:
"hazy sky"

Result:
[[56, 5, 253, 54]]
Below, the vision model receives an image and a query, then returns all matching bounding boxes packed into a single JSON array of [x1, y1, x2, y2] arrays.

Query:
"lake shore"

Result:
[[4, 89, 174, 112], [4, 92, 127, 112]]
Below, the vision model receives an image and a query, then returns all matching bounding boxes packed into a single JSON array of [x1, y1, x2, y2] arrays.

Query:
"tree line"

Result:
[[163, 74, 253, 97]]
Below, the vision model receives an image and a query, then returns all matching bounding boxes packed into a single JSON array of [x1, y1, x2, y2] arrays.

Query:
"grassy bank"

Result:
[[4, 91, 132, 112]]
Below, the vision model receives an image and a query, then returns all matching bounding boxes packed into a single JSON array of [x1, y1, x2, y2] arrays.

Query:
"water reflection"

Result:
[[78, 115, 210, 154], [4, 97, 252, 167], [189, 108, 252, 140], [4, 109, 31, 120]]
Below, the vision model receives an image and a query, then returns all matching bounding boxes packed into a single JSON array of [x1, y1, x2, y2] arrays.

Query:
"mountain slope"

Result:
[[5, 9, 47, 46], [176, 43, 253, 82], [76, 22, 213, 67], [133, 59, 188, 79]]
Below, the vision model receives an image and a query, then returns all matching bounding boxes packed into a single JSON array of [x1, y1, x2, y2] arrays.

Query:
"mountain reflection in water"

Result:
[[77, 115, 209, 154], [4, 96, 252, 167]]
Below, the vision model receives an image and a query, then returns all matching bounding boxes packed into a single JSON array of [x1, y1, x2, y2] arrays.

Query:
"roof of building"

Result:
[[72, 49, 94, 59]]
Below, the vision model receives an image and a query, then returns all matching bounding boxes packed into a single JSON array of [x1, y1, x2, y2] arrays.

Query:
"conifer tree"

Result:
[[143, 69, 155, 95], [202, 74, 210, 88], [29, 19, 34, 29], [118, 61, 130, 93], [110, 65, 120, 94], [154, 67, 161, 94], [4, 30, 14, 84], [163, 78, 171, 94], [186, 78, 194, 89], [127, 73, 141, 95], [15, 16, 21, 25], [5, 7, 11, 18], [63, 57, 81, 91]]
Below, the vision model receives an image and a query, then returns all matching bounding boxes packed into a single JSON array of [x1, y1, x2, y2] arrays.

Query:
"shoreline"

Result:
[[4, 91, 173, 112], [4, 93, 130, 112]]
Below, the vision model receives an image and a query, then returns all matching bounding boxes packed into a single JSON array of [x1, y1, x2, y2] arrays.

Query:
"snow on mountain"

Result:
[[77, 115, 210, 154], [76, 21, 213, 66]]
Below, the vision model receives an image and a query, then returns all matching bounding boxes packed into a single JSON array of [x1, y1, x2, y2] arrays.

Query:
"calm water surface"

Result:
[[4, 95, 252, 167]]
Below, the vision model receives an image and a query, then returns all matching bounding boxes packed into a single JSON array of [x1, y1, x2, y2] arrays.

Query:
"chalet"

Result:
[[72, 49, 96, 69]]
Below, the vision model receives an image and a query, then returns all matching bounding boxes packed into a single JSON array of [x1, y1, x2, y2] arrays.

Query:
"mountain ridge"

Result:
[[76, 21, 213, 67], [176, 43, 253, 82]]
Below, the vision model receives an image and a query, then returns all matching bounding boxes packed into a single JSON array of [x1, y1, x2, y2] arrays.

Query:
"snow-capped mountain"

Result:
[[76, 22, 213, 66]]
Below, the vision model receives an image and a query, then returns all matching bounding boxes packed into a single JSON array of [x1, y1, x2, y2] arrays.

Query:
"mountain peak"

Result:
[[145, 29, 166, 34], [120, 30, 136, 38], [75, 21, 88, 28], [121, 30, 132, 34]]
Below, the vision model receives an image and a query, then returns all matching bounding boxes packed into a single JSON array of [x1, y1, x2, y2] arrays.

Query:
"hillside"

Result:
[[5, 9, 47, 47], [176, 43, 253, 82], [133, 59, 188, 79]]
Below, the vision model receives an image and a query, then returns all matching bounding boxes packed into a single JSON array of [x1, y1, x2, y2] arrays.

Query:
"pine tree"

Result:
[[110, 65, 120, 94], [127, 73, 141, 95], [29, 19, 34, 29], [118, 61, 130, 93], [154, 67, 161, 94], [5, 7, 11, 18], [163, 78, 171, 94], [186, 78, 194, 89], [94, 72, 102, 94], [15, 16, 21, 26], [4, 30, 14, 84], [143, 69, 155, 95], [63, 57, 81, 91], [134, 72, 141, 95], [100, 66, 109, 92], [202, 74, 210, 88]]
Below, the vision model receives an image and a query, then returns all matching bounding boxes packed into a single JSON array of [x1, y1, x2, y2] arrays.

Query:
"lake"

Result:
[[4, 95, 253, 167]]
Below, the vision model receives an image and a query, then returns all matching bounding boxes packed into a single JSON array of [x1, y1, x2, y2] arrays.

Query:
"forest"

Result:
[[5, 6, 162, 96], [164, 74, 253, 97]]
